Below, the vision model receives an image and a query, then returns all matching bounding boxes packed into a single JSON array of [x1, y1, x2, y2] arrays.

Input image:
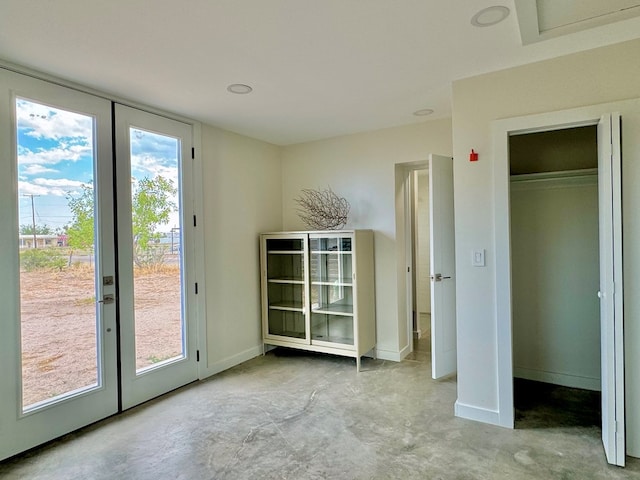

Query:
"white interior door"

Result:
[[429, 154, 457, 379], [598, 113, 625, 466], [0, 69, 118, 460], [115, 104, 198, 410]]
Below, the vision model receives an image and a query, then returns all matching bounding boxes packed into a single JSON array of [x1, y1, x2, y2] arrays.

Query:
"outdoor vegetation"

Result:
[[20, 176, 182, 407]]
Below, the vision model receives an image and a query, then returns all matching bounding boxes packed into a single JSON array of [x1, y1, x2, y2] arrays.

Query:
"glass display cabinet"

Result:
[[260, 230, 375, 371]]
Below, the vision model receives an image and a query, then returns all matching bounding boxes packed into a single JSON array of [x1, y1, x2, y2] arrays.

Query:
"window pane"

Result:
[[16, 98, 99, 410], [129, 127, 184, 372]]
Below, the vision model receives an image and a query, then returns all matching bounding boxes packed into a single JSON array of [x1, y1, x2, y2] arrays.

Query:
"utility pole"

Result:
[[23, 194, 40, 249]]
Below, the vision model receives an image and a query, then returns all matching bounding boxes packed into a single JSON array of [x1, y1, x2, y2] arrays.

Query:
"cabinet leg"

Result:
[[356, 355, 361, 372]]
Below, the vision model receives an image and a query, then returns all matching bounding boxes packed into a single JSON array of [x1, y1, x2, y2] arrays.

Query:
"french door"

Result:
[[0, 70, 198, 460], [115, 104, 198, 410]]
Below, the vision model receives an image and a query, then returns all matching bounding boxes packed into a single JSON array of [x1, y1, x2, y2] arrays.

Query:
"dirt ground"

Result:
[[20, 265, 181, 407]]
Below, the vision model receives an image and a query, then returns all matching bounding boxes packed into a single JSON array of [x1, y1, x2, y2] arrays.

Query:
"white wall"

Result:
[[281, 120, 452, 359], [511, 178, 600, 390], [452, 38, 640, 454], [200, 125, 282, 374]]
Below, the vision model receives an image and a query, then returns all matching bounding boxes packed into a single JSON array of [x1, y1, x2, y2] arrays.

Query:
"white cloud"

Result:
[[18, 143, 92, 166], [33, 178, 87, 189], [16, 99, 93, 141], [19, 178, 88, 197], [131, 154, 179, 185], [22, 164, 58, 175], [18, 181, 55, 196]]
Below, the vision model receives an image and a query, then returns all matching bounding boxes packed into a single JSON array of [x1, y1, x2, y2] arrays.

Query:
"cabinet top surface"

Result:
[[260, 229, 372, 235]]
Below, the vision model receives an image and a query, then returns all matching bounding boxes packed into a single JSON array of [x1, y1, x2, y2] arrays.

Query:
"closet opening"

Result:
[[509, 125, 602, 429]]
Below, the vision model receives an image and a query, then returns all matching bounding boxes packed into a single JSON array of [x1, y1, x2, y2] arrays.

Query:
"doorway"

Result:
[[396, 154, 456, 379], [0, 68, 202, 460], [411, 169, 431, 346], [509, 126, 602, 427], [493, 105, 626, 466]]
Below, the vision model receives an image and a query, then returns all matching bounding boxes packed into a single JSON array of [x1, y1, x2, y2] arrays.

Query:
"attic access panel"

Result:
[[515, 0, 640, 44]]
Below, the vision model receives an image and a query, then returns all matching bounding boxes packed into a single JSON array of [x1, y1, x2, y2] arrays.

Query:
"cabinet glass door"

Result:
[[265, 237, 306, 340], [309, 235, 354, 347]]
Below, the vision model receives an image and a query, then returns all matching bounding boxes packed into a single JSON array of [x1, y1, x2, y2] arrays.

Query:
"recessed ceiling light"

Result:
[[413, 108, 434, 116], [227, 83, 253, 94], [471, 5, 510, 27]]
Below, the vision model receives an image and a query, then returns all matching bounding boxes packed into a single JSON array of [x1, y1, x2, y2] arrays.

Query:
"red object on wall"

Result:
[[469, 149, 478, 162]]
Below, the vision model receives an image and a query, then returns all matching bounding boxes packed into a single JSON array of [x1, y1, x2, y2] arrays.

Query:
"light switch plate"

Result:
[[472, 249, 485, 267]]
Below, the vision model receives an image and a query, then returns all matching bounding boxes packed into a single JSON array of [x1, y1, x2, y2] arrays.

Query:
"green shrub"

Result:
[[20, 248, 66, 272]]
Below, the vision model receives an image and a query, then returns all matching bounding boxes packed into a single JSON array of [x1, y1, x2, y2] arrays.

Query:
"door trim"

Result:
[[491, 101, 631, 464]]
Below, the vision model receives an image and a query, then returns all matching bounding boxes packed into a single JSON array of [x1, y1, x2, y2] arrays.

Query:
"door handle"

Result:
[[97, 294, 115, 305], [430, 273, 452, 282]]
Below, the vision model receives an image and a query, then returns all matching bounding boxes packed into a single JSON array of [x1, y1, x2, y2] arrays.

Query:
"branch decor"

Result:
[[295, 187, 350, 230]]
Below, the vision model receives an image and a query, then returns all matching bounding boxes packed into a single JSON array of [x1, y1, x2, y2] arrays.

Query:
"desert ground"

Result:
[[20, 264, 181, 407]]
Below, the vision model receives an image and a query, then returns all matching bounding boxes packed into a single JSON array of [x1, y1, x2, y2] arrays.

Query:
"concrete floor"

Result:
[[1, 338, 640, 480]]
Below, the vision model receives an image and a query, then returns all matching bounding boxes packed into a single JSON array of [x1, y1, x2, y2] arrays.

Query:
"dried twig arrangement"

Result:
[[295, 187, 350, 230]]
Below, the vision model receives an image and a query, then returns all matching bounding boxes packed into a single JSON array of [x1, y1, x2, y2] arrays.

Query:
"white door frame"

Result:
[[492, 101, 629, 464], [396, 159, 429, 356], [396, 154, 456, 377]]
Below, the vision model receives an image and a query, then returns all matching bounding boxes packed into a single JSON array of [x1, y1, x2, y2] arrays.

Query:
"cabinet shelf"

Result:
[[269, 301, 304, 312], [312, 304, 353, 316], [311, 280, 353, 287], [268, 250, 304, 255], [268, 277, 305, 284], [311, 250, 352, 254]]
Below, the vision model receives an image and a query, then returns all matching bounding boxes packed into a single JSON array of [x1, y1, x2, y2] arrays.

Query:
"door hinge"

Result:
[[195, 282, 199, 294], [196, 350, 200, 362], [192, 147, 195, 159], [193, 214, 197, 227]]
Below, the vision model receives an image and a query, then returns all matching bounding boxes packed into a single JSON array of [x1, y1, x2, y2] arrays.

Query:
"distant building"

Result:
[[19, 234, 64, 249]]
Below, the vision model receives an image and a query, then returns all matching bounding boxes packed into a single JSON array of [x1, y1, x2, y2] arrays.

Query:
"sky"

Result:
[[17, 98, 181, 236]]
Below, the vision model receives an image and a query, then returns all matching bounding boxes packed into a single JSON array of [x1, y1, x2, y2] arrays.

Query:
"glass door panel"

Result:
[[115, 104, 197, 410], [0, 69, 117, 461], [263, 236, 308, 341], [310, 236, 353, 310], [311, 314, 354, 346], [129, 127, 184, 372], [309, 235, 354, 348], [16, 98, 101, 409]]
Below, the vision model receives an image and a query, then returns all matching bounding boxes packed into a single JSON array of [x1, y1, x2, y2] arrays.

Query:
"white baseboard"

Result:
[[375, 348, 402, 362], [199, 345, 263, 379], [514, 367, 600, 391], [455, 400, 502, 427], [399, 342, 411, 360]]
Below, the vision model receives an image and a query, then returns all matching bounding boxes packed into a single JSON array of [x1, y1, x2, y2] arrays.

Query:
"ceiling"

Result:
[[1, 0, 640, 146]]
